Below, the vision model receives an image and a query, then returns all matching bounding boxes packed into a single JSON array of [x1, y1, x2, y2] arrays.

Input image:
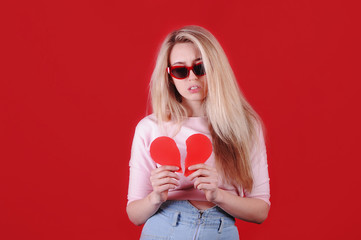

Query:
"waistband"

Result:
[[158, 200, 235, 229]]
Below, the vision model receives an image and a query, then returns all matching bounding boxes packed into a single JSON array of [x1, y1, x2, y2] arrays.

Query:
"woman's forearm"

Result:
[[127, 166, 181, 226], [126, 192, 162, 226], [213, 189, 270, 224]]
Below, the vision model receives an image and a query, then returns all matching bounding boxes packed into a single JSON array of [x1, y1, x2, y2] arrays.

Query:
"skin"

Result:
[[126, 43, 270, 226], [170, 43, 207, 117]]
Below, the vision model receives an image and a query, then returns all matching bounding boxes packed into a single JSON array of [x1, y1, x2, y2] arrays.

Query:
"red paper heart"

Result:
[[184, 134, 213, 177], [149, 134, 213, 176], [150, 136, 182, 172]]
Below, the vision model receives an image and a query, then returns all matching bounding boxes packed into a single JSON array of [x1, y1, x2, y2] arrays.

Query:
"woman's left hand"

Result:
[[187, 164, 222, 203]]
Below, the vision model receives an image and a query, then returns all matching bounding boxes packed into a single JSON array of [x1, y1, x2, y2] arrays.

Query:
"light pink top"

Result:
[[127, 114, 270, 205]]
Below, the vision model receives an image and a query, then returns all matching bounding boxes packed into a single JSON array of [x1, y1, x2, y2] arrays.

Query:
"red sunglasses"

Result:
[[167, 62, 206, 79]]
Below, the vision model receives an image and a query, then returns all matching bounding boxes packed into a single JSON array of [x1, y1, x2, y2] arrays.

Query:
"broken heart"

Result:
[[149, 136, 182, 173], [150, 134, 213, 177]]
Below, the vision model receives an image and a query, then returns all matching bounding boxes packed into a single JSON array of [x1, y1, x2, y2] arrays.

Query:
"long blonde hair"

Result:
[[150, 26, 264, 192]]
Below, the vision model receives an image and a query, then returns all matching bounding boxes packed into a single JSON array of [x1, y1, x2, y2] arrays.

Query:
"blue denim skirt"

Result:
[[140, 200, 239, 240]]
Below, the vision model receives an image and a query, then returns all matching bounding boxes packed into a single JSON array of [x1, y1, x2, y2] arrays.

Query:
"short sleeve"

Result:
[[127, 121, 157, 205], [244, 123, 271, 205]]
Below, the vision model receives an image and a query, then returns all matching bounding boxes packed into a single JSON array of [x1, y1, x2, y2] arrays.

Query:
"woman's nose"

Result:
[[188, 69, 198, 80]]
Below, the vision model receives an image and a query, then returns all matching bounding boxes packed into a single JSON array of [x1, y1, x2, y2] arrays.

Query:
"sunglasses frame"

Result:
[[167, 62, 206, 80]]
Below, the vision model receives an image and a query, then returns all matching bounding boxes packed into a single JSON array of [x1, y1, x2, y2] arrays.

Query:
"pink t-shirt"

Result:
[[127, 114, 270, 205]]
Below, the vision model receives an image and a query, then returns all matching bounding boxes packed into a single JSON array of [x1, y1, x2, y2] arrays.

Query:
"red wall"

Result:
[[1, 0, 360, 239]]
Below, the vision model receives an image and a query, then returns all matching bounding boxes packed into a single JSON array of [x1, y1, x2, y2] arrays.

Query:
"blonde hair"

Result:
[[150, 25, 264, 192]]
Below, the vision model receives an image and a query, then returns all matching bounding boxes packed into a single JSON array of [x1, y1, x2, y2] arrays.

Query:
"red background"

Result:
[[1, 0, 360, 239]]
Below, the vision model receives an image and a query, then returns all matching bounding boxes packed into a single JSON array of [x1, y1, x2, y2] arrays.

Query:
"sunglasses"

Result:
[[167, 62, 206, 79]]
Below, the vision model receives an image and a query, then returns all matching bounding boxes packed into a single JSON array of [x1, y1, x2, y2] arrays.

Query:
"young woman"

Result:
[[126, 26, 270, 239]]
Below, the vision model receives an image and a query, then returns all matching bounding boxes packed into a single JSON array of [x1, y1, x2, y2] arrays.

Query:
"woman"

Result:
[[126, 25, 270, 239]]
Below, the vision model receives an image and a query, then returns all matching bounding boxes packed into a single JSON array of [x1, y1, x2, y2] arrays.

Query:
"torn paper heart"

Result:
[[184, 134, 213, 177], [150, 136, 182, 172], [149, 134, 213, 176]]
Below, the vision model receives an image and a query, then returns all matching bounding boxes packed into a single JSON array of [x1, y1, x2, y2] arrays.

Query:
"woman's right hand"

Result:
[[149, 165, 180, 205]]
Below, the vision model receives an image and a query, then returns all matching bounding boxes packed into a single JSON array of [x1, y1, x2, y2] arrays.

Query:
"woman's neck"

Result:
[[182, 100, 205, 117]]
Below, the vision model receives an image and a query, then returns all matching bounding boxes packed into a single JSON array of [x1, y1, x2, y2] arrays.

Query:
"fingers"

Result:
[[151, 168, 180, 181], [156, 183, 178, 192], [150, 165, 180, 194], [188, 164, 217, 181], [193, 176, 218, 189], [152, 165, 180, 176], [188, 163, 212, 171], [195, 183, 217, 191], [152, 176, 179, 188], [186, 164, 219, 198]]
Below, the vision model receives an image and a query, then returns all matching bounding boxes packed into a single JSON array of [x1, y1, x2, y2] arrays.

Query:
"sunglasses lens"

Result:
[[171, 67, 189, 79], [193, 63, 205, 76], [169, 63, 206, 79]]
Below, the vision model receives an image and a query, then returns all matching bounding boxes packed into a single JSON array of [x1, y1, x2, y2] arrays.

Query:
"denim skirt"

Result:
[[140, 200, 239, 240]]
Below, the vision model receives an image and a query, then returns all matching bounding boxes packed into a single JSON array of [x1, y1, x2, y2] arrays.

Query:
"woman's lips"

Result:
[[188, 85, 201, 93]]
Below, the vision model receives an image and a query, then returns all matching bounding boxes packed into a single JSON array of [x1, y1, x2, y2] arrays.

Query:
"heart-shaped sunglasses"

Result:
[[167, 62, 206, 79]]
